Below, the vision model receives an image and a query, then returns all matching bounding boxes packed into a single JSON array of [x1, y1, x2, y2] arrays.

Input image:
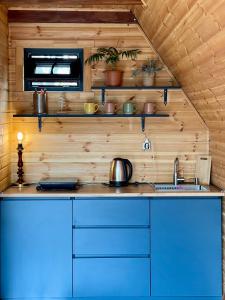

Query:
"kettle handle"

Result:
[[125, 159, 133, 182]]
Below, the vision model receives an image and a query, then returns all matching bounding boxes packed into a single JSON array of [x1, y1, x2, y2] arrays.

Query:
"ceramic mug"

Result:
[[104, 102, 118, 114], [143, 102, 156, 114], [84, 103, 99, 114], [123, 102, 136, 114]]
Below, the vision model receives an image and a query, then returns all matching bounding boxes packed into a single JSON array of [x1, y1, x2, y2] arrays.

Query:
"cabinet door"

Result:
[[0, 198, 72, 298], [151, 197, 222, 296], [73, 258, 150, 297]]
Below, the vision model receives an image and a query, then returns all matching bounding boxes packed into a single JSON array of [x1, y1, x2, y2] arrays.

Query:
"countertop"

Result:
[[1, 183, 224, 198]]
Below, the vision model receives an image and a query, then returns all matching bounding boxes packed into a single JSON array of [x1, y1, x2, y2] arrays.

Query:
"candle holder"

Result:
[[12, 132, 28, 187], [17, 142, 24, 185]]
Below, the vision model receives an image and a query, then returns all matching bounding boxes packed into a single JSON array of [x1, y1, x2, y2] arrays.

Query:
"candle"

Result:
[[17, 132, 23, 144]]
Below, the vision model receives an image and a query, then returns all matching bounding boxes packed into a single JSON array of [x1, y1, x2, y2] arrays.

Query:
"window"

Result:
[[24, 48, 83, 91]]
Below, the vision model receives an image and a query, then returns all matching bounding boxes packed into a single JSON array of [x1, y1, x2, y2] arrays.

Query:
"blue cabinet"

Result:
[[0, 198, 72, 298], [151, 197, 222, 297], [0, 195, 222, 299]]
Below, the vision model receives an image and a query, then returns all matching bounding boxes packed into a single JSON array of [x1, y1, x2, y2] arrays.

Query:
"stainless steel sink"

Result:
[[154, 184, 209, 192]]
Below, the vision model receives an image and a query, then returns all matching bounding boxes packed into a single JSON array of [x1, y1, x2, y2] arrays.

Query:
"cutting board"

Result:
[[195, 155, 212, 185]]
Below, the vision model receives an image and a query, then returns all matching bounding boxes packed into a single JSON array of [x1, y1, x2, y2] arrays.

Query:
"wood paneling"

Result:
[[133, 0, 225, 291], [8, 10, 137, 23], [8, 22, 208, 184], [0, 5, 10, 191]]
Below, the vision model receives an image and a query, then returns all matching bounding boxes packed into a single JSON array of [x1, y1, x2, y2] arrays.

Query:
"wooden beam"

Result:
[[0, 0, 142, 7], [8, 10, 137, 23], [140, 0, 147, 7]]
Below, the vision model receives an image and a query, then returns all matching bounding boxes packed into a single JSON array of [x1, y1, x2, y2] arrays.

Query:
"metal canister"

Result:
[[33, 90, 48, 114]]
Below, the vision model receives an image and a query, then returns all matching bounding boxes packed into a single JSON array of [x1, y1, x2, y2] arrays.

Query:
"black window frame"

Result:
[[24, 48, 84, 91]]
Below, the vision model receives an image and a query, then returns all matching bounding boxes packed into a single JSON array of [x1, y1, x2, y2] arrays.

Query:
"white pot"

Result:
[[143, 73, 155, 86]]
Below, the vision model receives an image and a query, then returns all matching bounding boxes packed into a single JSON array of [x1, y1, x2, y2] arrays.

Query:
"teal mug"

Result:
[[123, 102, 136, 114]]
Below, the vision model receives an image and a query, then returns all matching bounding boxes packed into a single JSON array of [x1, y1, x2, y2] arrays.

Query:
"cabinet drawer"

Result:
[[73, 228, 150, 256], [73, 258, 150, 297], [73, 198, 149, 226]]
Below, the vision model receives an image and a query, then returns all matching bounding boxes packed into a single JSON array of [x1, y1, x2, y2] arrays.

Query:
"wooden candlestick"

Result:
[[17, 143, 24, 185]]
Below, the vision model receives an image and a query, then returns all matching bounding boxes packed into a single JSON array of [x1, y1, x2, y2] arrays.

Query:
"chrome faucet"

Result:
[[173, 157, 184, 186]]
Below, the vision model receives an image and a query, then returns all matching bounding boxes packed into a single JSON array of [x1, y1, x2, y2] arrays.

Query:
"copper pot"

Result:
[[104, 70, 123, 87]]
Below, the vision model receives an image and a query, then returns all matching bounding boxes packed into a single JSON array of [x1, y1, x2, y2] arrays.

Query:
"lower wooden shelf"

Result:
[[13, 113, 169, 132]]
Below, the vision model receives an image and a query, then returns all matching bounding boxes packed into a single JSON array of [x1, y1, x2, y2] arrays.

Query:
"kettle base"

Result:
[[109, 181, 129, 187]]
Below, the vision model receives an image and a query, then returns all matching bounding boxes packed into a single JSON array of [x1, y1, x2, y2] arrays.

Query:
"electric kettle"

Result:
[[109, 157, 133, 187]]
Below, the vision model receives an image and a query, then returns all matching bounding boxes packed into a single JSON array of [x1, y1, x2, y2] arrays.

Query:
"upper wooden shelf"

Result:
[[92, 86, 181, 90], [91, 85, 182, 105]]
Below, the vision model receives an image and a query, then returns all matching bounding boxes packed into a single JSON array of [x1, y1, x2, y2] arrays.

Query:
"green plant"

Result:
[[85, 47, 141, 69], [132, 59, 163, 77]]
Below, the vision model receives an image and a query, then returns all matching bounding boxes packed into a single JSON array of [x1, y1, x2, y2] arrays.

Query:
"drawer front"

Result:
[[73, 258, 150, 297], [73, 228, 150, 256], [73, 198, 150, 226]]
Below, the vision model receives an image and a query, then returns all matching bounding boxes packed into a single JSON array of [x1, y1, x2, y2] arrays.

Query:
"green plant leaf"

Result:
[[85, 47, 141, 66], [121, 49, 141, 60], [85, 53, 105, 65]]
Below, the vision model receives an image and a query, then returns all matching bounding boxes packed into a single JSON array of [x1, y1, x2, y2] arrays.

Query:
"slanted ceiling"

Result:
[[134, 0, 225, 190]]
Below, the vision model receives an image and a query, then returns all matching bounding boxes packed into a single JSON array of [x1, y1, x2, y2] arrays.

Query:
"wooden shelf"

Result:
[[91, 85, 181, 90], [91, 85, 182, 105], [13, 113, 169, 132]]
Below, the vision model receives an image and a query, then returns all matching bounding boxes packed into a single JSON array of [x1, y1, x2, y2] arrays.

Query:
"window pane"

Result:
[[53, 64, 71, 75], [32, 81, 78, 87], [35, 64, 52, 75], [31, 55, 78, 60]]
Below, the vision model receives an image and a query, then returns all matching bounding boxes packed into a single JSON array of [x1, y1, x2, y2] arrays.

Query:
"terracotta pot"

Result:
[[143, 73, 155, 86], [104, 70, 123, 87]]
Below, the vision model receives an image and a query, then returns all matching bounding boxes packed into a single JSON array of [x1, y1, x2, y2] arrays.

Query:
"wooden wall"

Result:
[[8, 22, 208, 183], [133, 0, 225, 290], [0, 6, 10, 191]]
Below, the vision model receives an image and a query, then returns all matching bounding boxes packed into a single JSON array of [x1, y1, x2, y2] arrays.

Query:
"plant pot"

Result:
[[104, 70, 123, 87], [143, 73, 155, 86]]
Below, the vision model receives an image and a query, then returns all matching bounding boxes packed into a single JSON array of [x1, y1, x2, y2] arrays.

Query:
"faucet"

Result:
[[173, 157, 184, 186]]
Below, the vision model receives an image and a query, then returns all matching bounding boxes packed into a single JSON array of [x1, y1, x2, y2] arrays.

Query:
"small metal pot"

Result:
[[33, 92, 48, 114]]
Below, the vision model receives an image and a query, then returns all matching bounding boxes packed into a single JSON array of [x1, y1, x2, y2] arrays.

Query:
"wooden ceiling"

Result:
[[134, 0, 225, 190], [0, 0, 144, 9]]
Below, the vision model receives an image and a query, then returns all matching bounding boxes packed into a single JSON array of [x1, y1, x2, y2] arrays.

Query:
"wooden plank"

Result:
[[8, 10, 137, 24], [2, 0, 143, 6], [195, 155, 212, 185]]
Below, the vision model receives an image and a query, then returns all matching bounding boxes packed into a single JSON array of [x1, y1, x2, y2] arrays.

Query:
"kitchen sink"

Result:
[[154, 184, 209, 192]]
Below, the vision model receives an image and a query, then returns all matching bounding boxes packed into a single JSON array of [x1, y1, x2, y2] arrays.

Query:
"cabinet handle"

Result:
[[72, 254, 150, 259], [72, 225, 150, 229]]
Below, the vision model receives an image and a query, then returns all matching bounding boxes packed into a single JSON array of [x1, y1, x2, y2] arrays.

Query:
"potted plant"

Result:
[[132, 59, 163, 86], [85, 47, 141, 87]]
